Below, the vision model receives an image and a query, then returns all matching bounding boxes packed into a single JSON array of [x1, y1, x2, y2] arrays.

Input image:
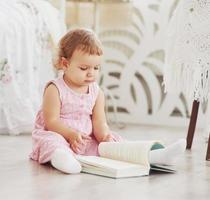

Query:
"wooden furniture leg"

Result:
[[206, 135, 210, 160], [186, 100, 200, 149]]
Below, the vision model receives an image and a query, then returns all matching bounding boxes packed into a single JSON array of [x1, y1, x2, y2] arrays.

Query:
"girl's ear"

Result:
[[61, 57, 69, 70]]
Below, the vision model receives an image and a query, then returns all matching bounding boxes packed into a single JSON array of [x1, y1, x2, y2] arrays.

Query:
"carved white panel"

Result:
[[98, 0, 207, 128]]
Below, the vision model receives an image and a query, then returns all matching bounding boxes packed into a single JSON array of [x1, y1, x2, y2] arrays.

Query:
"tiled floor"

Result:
[[0, 125, 210, 200]]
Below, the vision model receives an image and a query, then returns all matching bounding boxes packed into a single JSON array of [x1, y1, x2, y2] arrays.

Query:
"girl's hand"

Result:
[[68, 132, 91, 154], [101, 134, 114, 142]]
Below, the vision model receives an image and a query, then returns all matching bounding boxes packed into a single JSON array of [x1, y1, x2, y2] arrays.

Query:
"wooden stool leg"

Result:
[[186, 100, 200, 149], [206, 134, 210, 160]]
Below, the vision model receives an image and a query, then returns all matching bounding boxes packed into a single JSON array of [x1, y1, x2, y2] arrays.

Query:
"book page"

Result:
[[76, 156, 143, 171], [76, 155, 150, 178], [98, 141, 163, 167]]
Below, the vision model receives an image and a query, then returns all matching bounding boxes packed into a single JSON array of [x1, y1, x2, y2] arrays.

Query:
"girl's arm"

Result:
[[92, 88, 111, 143], [42, 84, 90, 148]]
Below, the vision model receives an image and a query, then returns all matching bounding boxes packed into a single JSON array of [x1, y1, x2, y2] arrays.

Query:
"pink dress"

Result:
[[30, 76, 122, 164]]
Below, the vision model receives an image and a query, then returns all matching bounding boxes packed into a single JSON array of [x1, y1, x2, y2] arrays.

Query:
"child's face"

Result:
[[63, 49, 102, 87]]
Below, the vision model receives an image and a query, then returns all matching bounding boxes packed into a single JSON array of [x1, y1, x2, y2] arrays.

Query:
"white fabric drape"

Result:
[[164, 0, 210, 103], [0, 0, 66, 135]]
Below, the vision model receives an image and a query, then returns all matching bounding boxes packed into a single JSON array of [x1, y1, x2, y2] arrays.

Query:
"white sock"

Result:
[[51, 148, 81, 174], [149, 139, 186, 165]]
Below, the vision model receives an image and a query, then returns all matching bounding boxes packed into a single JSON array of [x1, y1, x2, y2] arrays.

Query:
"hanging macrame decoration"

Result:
[[164, 0, 210, 103]]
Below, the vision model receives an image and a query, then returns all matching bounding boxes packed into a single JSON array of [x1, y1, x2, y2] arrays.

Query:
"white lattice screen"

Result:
[[55, 0, 208, 129], [96, 0, 207, 128]]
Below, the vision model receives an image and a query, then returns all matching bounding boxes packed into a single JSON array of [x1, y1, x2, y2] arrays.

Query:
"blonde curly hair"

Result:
[[54, 28, 103, 70]]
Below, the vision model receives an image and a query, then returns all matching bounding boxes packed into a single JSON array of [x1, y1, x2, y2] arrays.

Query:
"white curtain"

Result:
[[0, 0, 66, 135]]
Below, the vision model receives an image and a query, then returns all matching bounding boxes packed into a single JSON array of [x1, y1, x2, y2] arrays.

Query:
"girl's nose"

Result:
[[87, 69, 94, 77], [87, 72, 93, 77]]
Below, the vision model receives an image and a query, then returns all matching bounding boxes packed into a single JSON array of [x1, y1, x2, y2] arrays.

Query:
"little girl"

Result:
[[30, 28, 186, 174]]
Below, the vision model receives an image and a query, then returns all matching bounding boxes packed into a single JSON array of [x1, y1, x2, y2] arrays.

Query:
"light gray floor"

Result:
[[0, 125, 210, 200]]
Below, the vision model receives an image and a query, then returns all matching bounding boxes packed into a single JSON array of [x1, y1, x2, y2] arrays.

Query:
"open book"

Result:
[[76, 141, 175, 178]]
